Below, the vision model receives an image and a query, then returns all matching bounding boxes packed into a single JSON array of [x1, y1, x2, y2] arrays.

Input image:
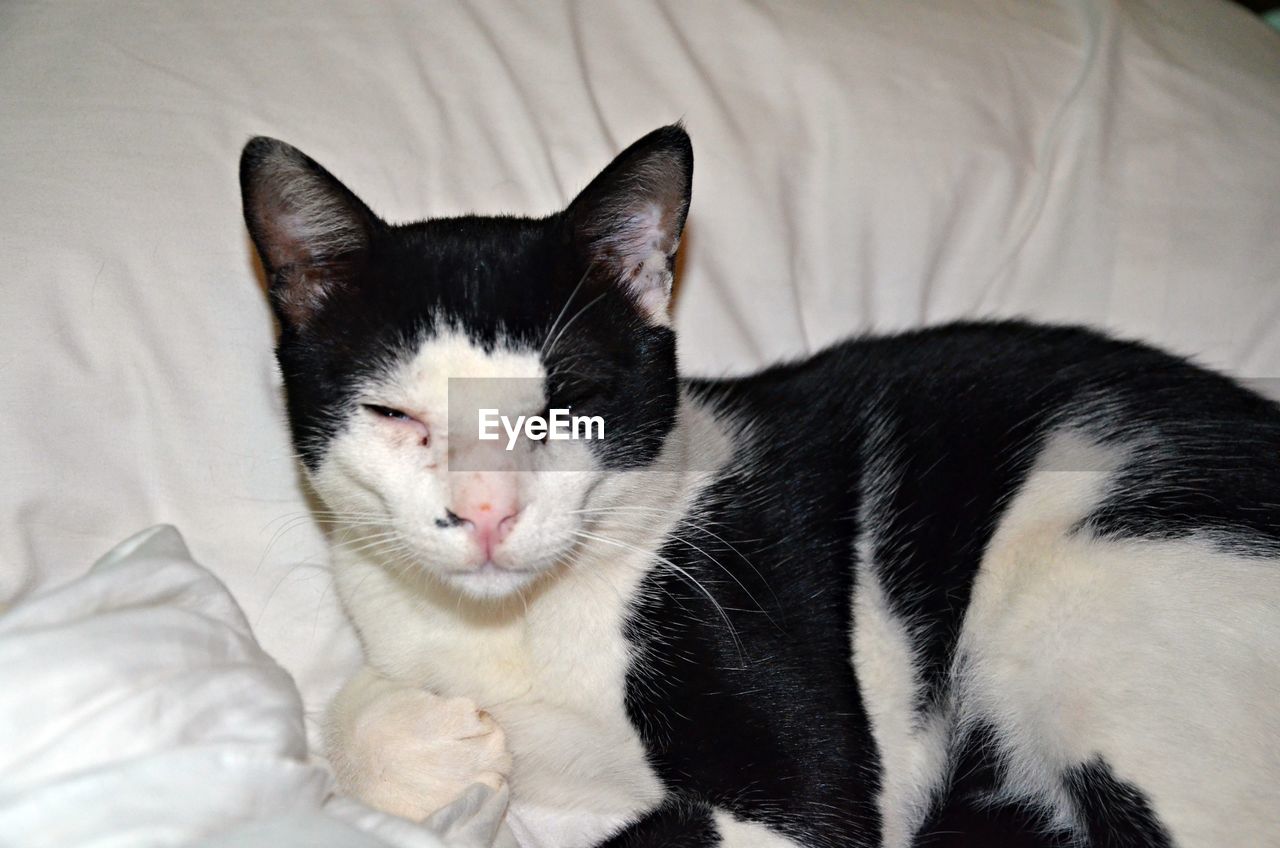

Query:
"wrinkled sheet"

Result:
[[0, 525, 511, 847], [1, 0, 1278, 836]]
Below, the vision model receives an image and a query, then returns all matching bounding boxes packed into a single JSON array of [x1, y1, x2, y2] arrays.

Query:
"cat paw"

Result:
[[340, 688, 512, 822]]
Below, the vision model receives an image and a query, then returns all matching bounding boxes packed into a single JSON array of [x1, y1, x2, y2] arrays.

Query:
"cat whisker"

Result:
[[571, 529, 746, 661], [541, 262, 595, 357], [543, 291, 608, 361], [575, 515, 779, 630], [571, 506, 782, 615], [333, 533, 407, 556], [255, 513, 341, 575], [258, 511, 392, 566]]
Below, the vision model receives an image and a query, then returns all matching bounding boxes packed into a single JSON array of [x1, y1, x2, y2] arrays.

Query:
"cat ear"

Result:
[[240, 137, 380, 327], [566, 125, 693, 325]]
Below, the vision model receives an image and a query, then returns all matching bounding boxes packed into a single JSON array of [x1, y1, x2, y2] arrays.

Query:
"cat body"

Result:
[[240, 127, 1280, 847]]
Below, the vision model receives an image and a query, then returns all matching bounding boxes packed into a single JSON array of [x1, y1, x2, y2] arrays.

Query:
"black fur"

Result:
[[241, 126, 1280, 847], [913, 723, 1075, 847], [599, 797, 722, 848], [606, 321, 1280, 846], [241, 129, 687, 471], [1063, 758, 1174, 848]]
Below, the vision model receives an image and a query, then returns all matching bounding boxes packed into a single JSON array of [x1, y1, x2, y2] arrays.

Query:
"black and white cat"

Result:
[[240, 126, 1280, 848]]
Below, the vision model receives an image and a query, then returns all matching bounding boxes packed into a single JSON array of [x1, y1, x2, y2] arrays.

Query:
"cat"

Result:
[[240, 125, 1280, 848]]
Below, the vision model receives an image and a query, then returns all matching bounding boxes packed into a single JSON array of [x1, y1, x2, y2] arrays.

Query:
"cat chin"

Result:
[[437, 562, 543, 601]]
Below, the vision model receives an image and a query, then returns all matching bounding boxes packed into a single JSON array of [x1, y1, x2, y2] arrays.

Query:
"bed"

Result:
[[2, 1, 1278, 845]]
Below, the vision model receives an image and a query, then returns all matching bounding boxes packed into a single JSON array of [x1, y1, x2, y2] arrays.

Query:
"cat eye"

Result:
[[363, 404, 413, 421], [362, 404, 431, 446], [550, 380, 607, 411]]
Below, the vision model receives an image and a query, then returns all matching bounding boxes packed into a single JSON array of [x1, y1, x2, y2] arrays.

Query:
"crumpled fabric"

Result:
[[0, 525, 513, 848]]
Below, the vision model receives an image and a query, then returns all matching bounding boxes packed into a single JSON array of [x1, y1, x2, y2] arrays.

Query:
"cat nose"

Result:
[[446, 502, 521, 559]]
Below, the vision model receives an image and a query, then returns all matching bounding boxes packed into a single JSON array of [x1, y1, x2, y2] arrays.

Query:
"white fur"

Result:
[[956, 431, 1280, 846], [711, 810, 806, 847], [312, 329, 597, 599], [850, 411, 951, 847], [326, 666, 511, 822], [318, 329, 738, 845], [850, 571, 951, 848], [853, 428, 1280, 846]]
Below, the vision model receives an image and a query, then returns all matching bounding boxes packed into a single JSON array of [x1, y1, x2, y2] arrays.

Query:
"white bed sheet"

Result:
[[1, 0, 1278, 804]]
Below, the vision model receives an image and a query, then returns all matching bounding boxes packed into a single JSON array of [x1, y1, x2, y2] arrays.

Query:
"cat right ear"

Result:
[[565, 125, 693, 325], [240, 137, 380, 327]]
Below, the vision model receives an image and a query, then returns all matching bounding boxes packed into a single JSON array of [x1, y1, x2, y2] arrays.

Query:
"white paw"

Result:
[[341, 688, 512, 822]]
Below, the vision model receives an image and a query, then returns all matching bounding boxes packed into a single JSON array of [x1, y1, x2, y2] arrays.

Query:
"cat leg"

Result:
[[325, 665, 512, 821]]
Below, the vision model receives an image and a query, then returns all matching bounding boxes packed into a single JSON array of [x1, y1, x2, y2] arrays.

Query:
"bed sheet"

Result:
[[1, 0, 1278, 759]]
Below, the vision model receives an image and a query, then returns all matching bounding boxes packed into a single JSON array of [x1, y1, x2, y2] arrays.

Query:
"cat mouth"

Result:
[[447, 561, 536, 576], [441, 560, 543, 600]]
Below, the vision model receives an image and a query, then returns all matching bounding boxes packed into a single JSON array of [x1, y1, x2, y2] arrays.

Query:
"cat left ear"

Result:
[[566, 125, 693, 325], [240, 137, 381, 327]]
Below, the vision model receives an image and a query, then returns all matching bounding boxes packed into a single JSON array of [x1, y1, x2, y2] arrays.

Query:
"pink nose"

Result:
[[449, 503, 520, 559]]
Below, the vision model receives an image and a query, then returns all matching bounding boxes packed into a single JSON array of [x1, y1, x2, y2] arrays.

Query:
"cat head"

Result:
[[241, 126, 693, 599]]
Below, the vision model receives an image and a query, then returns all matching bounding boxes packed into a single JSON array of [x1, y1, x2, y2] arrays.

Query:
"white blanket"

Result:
[[0, 526, 510, 847]]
